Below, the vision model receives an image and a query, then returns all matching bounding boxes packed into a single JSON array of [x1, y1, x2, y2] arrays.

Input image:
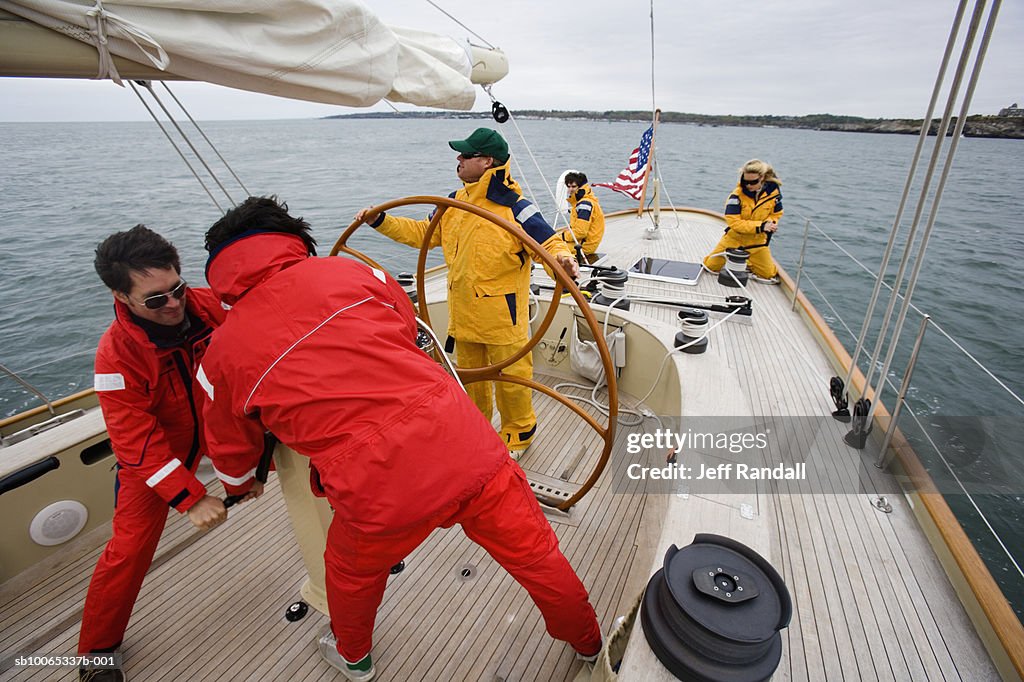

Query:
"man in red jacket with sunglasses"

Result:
[[196, 196, 601, 681], [79, 225, 229, 681]]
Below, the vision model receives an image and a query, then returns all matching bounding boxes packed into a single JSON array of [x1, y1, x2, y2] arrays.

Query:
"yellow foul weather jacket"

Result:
[[722, 181, 784, 247], [372, 161, 572, 345], [564, 184, 605, 256]]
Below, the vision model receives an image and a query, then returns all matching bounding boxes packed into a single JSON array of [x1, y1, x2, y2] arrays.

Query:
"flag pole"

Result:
[[635, 108, 660, 217]]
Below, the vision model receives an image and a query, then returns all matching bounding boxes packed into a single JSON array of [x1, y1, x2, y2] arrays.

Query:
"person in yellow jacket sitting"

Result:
[[562, 172, 605, 264], [356, 128, 579, 456], [702, 159, 784, 284]]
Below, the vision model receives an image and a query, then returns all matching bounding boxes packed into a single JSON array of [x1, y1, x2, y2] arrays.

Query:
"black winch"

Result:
[[641, 534, 791, 681], [590, 266, 632, 310], [718, 249, 750, 288], [674, 308, 709, 354]]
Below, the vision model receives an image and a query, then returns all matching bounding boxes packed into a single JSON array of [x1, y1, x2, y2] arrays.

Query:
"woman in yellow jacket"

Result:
[[702, 159, 783, 284], [357, 128, 578, 455], [562, 172, 605, 264]]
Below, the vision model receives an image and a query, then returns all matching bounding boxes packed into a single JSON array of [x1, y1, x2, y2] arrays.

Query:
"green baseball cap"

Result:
[[448, 128, 509, 163]]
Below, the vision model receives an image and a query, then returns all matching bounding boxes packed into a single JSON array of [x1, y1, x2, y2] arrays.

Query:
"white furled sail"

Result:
[[0, 0, 507, 109]]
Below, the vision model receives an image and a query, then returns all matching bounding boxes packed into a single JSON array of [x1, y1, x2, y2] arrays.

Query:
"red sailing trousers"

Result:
[[324, 458, 602, 662], [78, 467, 184, 654]]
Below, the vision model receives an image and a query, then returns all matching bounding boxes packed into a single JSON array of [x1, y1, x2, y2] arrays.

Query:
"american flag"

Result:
[[594, 126, 654, 200]]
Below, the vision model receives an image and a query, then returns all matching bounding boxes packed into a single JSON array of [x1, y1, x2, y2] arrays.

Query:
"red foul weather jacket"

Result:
[[94, 289, 225, 512], [199, 233, 507, 534]]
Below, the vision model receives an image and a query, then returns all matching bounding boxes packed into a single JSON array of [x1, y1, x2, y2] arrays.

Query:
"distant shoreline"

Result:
[[324, 109, 1024, 140]]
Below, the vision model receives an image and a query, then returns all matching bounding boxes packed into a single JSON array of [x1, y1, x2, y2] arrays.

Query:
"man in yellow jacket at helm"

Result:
[[357, 128, 579, 456], [562, 171, 605, 264]]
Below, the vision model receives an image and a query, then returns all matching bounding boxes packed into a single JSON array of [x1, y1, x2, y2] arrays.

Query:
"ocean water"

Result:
[[1, 117, 1021, 615]]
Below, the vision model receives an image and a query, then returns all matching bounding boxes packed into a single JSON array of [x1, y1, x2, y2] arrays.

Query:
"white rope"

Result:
[[718, 268, 835, 401], [635, 306, 744, 406], [84, 0, 168, 84]]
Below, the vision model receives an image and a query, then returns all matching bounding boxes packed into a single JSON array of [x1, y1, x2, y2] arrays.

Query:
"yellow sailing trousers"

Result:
[[457, 340, 537, 451], [702, 232, 779, 279]]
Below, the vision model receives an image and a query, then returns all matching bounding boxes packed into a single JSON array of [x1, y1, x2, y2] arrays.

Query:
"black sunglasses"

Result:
[[459, 151, 485, 159], [137, 280, 187, 310], [741, 176, 763, 186]]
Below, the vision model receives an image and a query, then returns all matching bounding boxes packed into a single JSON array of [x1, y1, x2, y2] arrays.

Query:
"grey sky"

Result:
[[0, 0, 1020, 122]]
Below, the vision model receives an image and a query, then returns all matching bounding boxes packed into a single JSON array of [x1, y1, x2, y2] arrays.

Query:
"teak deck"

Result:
[[0, 209, 999, 681]]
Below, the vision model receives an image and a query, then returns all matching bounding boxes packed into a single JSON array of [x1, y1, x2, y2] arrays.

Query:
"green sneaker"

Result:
[[318, 629, 375, 681]]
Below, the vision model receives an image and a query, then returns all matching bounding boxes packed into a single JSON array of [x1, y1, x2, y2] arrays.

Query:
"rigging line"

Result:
[[794, 215, 1023, 409], [159, 82, 251, 198], [0, 363, 54, 415], [791, 209, 929, 318], [802, 274, 859, 343], [841, 0, 970, 398], [719, 269, 836, 392], [508, 153, 541, 217], [3, 348, 98, 376], [862, 0, 985, 400], [924, 319, 1024, 408], [138, 81, 238, 207], [0, 283, 108, 311], [649, 0, 656, 115], [128, 81, 224, 213], [425, 0, 495, 49], [867, 0, 997, 426], [502, 104, 564, 222], [901, 403, 1024, 582], [653, 166, 681, 228]]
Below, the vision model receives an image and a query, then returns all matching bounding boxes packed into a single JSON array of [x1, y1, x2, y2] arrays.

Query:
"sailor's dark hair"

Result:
[[564, 171, 589, 186], [94, 224, 181, 295], [205, 195, 317, 256]]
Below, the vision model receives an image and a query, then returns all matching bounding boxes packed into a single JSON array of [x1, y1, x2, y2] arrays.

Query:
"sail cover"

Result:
[[0, 0, 492, 109]]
